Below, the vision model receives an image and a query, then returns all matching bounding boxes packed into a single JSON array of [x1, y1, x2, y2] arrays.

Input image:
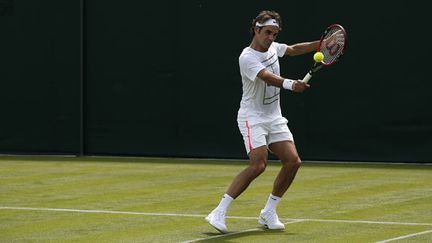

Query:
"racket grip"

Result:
[[302, 72, 312, 83]]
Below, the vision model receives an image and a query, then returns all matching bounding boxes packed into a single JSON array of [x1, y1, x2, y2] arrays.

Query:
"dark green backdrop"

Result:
[[1, 0, 431, 162]]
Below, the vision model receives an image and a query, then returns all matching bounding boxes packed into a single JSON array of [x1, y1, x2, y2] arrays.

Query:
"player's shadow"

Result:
[[202, 228, 297, 242]]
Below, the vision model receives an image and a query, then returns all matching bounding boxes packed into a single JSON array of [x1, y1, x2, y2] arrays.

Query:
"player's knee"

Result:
[[294, 157, 302, 169], [249, 160, 267, 176], [283, 156, 301, 169]]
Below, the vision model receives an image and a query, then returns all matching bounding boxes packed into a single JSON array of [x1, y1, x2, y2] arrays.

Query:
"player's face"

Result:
[[255, 26, 280, 50]]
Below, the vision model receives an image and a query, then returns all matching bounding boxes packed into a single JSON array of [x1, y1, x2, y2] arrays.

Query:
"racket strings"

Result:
[[320, 27, 346, 65]]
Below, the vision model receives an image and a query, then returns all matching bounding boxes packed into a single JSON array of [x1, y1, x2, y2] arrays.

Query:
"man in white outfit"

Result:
[[206, 10, 320, 233]]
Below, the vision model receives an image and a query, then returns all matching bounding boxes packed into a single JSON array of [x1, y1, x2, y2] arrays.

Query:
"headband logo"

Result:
[[255, 18, 279, 28]]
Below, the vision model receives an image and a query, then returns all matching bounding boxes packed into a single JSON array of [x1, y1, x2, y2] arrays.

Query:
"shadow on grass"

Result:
[[198, 228, 297, 242]]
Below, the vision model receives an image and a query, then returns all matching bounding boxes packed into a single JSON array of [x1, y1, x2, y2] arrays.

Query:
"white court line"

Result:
[[181, 219, 305, 243], [1, 206, 431, 227], [375, 229, 432, 243], [299, 218, 432, 226], [0, 206, 205, 218], [0, 206, 253, 219]]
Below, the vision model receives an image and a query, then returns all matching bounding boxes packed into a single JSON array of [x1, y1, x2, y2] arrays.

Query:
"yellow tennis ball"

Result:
[[313, 52, 324, 62]]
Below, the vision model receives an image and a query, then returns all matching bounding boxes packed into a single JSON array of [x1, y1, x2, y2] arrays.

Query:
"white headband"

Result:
[[255, 18, 279, 28]]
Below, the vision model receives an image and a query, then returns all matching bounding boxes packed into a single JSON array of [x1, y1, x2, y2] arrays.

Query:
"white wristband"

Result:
[[282, 79, 294, 91]]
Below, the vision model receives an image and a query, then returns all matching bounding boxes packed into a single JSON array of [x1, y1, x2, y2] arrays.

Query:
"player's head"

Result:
[[250, 10, 282, 37], [250, 10, 282, 50]]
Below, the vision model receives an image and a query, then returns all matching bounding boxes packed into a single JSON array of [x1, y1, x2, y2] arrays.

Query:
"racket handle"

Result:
[[302, 72, 312, 83]]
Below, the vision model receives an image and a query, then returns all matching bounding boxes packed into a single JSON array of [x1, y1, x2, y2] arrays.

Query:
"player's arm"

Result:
[[284, 40, 320, 56], [256, 69, 309, 93]]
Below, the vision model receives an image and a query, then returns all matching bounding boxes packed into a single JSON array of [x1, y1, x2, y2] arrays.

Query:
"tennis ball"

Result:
[[313, 52, 324, 62]]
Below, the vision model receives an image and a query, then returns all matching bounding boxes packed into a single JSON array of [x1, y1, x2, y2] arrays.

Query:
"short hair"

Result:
[[250, 10, 282, 36]]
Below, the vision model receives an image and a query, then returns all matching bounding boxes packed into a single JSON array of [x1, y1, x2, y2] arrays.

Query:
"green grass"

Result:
[[0, 156, 431, 242]]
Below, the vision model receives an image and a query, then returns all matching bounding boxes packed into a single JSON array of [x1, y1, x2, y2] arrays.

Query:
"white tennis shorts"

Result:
[[238, 117, 294, 154]]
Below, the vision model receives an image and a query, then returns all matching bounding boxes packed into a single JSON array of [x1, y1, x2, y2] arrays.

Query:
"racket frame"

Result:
[[302, 24, 347, 83]]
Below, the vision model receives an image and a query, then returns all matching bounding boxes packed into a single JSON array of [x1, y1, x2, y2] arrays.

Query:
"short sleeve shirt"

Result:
[[237, 42, 288, 125]]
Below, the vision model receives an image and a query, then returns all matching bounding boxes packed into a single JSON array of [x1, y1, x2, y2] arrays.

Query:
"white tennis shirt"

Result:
[[237, 42, 288, 125]]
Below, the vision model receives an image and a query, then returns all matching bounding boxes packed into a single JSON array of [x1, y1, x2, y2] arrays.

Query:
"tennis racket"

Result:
[[302, 24, 347, 83]]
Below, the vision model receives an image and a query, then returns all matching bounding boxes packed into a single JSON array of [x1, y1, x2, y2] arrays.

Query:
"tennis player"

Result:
[[206, 10, 320, 233]]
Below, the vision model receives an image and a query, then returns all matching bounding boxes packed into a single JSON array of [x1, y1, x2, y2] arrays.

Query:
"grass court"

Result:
[[0, 156, 431, 242]]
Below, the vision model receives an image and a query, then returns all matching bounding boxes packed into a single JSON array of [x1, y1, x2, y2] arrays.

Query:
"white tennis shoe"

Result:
[[258, 209, 285, 230], [205, 209, 228, 233]]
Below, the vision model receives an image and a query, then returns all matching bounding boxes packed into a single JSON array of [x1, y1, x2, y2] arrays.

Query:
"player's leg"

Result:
[[206, 146, 268, 233], [206, 122, 269, 233], [258, 140, 300, 230], [268, 140, 301, 197], [226, 145, 268, 198], [227, 122, 269, 198], [258, 118, 300, 230]]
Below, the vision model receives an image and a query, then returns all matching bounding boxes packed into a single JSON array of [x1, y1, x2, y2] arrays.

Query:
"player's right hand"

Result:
[[293, 80, 310, 93]]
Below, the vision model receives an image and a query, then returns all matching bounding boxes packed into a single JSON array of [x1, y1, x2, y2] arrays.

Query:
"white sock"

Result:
[[215, 193, 234, 212], [263, 194, 281, 212]]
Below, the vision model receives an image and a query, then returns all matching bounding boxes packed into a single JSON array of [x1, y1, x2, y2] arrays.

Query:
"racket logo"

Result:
[[326, 41, 341, 56], [323, 27, 346, 57]]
